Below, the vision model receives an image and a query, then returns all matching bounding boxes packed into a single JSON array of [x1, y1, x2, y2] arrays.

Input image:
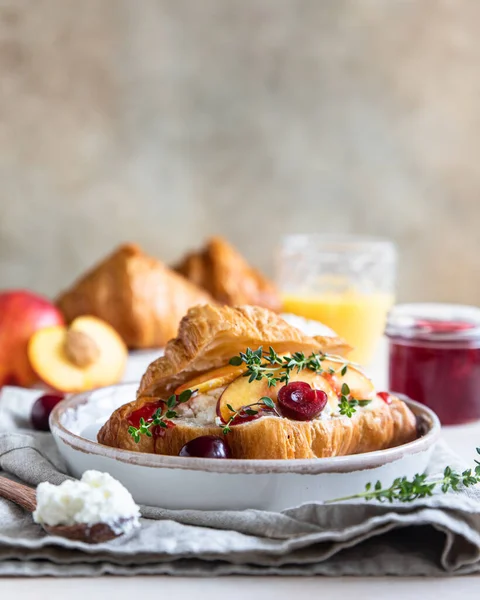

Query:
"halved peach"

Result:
[[28, 316, 127, 392], [216, 369, 338, 424], [174, 364, 246, 395]]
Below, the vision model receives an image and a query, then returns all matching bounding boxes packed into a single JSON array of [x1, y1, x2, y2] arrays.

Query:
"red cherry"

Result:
[[277, 381, 328, 421], [31, 394, 64, 431], [378, 391, 392, 405], [179, 435, 232, 458]]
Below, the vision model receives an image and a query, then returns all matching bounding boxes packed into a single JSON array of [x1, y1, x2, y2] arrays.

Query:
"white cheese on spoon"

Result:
[[33, 470, 140, 535]]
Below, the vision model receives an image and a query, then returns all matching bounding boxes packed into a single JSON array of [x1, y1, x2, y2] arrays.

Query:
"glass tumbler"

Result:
[[276, 235, 396, 365]]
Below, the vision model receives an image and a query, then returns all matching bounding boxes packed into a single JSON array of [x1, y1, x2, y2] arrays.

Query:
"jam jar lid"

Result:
[[385, 303, 480, 342]]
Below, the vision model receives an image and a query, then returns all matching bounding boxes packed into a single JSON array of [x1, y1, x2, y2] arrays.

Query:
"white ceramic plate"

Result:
[[50, 383, 440, 512]]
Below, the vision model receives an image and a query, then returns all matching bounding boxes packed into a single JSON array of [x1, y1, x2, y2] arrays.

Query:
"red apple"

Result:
[[0, 290, 64, 388]]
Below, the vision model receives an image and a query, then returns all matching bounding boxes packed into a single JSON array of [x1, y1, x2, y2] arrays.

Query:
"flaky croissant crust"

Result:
[[137, 304, 351, 399], [98, 396, 418, 459]]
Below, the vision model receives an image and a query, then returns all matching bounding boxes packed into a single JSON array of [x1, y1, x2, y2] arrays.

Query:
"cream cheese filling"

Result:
[[176, 386, 225, 425]]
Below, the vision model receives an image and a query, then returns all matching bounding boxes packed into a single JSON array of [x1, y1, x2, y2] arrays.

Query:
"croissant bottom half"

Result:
[[98, 395, 417, 460]]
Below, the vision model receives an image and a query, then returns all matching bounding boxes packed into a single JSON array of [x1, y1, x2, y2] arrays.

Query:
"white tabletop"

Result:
[[3, 344, 480, 596], [2, 574, 480, 599]]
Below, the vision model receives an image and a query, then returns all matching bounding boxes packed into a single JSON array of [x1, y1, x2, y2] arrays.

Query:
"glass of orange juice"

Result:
[[277, 235, 396, 365]]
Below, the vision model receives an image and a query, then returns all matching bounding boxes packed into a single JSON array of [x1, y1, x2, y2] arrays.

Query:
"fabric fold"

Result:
[[1, 386, 480, 576]]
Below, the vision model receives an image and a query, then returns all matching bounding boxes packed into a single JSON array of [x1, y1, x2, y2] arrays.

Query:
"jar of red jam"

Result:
[[386, 303, 480, 425]]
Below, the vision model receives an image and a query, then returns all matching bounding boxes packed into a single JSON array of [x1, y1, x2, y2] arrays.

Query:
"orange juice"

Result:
[[282, 291, 394, 364]]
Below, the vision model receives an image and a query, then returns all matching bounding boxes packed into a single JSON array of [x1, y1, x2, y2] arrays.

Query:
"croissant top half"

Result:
[[138, 303, 351, 399]]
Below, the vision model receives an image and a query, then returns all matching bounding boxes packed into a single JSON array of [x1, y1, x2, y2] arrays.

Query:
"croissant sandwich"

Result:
[[98, 304, 418, 459], [56, 244, 213, 349], [174, 236, 281, 312]]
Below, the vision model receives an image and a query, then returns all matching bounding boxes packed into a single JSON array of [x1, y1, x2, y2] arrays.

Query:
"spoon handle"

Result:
[[0, 476, 37, 512]]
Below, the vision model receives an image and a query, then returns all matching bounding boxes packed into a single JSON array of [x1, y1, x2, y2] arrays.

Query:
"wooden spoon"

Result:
[[0, 475, 125, 543]]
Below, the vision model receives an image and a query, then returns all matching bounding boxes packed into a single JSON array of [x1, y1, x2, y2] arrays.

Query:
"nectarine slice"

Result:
[[174, 364, 246, 395], [28, 316, 127, 392], [217, 369, 338, 424], [321, 359, 375, 400]]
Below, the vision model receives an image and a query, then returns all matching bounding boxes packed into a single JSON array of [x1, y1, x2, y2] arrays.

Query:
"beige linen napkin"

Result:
[[1, 386, 480, 577]]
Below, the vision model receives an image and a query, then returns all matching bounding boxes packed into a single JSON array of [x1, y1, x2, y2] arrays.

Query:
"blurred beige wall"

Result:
[[0, 0, 479, 303]]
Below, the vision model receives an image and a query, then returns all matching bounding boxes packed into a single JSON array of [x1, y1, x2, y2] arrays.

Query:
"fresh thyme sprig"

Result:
[[229, 346, 328, 387], [128, 389, 194, 443], [222, 397, 280, 434], [326, 449, 480, 503], [338, 383, 372, 417]]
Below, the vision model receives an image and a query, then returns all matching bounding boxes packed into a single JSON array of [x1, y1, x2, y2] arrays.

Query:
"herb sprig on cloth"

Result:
[[327, 449, 480, 503]]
